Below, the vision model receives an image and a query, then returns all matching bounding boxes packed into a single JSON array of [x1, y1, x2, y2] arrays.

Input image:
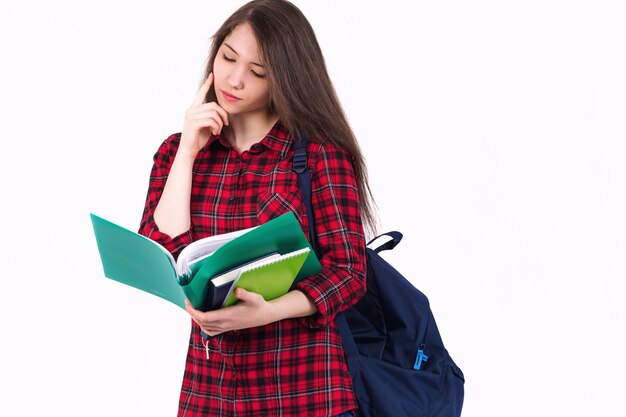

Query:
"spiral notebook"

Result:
[[222, 247, 312, 307]]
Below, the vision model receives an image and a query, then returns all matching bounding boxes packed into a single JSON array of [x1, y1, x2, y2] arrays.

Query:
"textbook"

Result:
[[90, 212, 322, 311]]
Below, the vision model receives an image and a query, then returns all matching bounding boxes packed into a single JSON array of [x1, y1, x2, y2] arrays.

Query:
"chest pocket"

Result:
[[256, 191, 307, 232]]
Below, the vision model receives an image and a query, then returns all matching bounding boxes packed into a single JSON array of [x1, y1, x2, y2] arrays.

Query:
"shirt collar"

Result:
[[259, 119, 293, 155], [205, 119, 293, 155]]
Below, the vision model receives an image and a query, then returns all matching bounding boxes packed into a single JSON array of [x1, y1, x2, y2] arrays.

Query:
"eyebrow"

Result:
[[223, 43, 264, 68]]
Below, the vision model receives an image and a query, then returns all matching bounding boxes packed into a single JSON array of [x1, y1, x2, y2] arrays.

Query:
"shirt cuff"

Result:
[[293, 279, 329, 328], [143, 215, 193, 259], [292, 274, 354, 329]]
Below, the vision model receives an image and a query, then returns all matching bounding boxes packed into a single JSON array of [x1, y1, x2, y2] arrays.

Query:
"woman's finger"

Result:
[[235, 288, 264, 304], [189, 109, 225, 130], [188, 114, 223, 135], [192, 72, 214, 106], [196, 102, 230, 126]]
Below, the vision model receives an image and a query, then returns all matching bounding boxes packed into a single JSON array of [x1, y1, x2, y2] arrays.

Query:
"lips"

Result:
[[221, 90, 242, 102]]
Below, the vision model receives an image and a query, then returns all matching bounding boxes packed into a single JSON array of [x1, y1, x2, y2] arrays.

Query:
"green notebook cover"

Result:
[[90, 213, 186, 308], [189, 213, 321, 310], [222, 248, 311, 307], [90, 212, 322, 311]]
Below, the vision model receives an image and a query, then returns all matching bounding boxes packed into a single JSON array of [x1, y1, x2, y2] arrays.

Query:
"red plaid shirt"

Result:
[[138, 120, 366, 417]]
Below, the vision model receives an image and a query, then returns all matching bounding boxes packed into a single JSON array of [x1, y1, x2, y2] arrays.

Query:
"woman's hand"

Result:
[[179, 72, 230, 157], [185, 288, 278, 337]]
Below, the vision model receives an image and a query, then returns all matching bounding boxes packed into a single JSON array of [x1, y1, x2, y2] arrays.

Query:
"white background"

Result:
[[1, 1, 624, 416]]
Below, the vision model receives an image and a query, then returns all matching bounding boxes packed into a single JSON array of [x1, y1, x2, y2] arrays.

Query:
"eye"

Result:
[[223, 54, 235, 62], [251, 71, 266, 78]]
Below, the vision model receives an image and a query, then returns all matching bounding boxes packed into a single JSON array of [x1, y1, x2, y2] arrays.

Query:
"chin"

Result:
[[214, 97, 237, 114], [222, 104, 244, 116]]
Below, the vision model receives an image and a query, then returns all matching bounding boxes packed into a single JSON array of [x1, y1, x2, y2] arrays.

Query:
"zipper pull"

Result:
[[413, 344, 429, 371]]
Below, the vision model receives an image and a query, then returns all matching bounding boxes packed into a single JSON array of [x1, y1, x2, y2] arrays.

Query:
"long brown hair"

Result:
[[202, 0, 377, 234]]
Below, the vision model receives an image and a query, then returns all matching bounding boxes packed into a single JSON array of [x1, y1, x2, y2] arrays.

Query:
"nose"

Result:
[[227, 66, 245, 90]]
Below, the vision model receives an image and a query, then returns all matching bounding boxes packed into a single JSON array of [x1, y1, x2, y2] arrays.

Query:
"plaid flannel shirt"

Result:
[[138, 120, 366, 417]]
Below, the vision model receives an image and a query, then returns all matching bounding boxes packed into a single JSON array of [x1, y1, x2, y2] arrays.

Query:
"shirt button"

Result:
[[229, 195, 235, 201]]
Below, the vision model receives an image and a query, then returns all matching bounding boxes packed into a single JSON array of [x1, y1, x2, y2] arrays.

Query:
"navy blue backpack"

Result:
[[294, 138, 465, 417]]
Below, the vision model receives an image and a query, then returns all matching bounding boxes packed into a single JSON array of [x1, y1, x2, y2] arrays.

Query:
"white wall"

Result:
[[1, 1, 624, 416]]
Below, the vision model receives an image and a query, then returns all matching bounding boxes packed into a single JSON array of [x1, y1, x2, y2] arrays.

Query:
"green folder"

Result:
[[222, 247, 311, 307], [90, 212, 322, 311]]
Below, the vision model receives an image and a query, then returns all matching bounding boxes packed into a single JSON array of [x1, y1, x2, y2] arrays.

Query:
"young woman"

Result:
[[138, 1, 376, 415]]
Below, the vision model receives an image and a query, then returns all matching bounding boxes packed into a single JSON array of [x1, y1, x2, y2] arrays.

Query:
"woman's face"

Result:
[[212, 23, 271, 117]]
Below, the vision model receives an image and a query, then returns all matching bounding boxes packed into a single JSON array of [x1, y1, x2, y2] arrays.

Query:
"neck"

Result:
[[225, 111, 279, 153]]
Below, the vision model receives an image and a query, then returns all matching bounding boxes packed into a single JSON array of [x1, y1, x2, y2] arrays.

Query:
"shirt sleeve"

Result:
[[293, 141, 367, 328], [138, 133, 193, 259]]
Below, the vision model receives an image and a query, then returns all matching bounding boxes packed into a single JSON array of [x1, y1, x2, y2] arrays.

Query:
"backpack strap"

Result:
[[293, 133, 321, 260], [293, 133, 360, 360]]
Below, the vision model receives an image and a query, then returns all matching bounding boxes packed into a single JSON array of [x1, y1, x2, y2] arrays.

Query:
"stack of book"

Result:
[[90, 212, 321, 311]]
